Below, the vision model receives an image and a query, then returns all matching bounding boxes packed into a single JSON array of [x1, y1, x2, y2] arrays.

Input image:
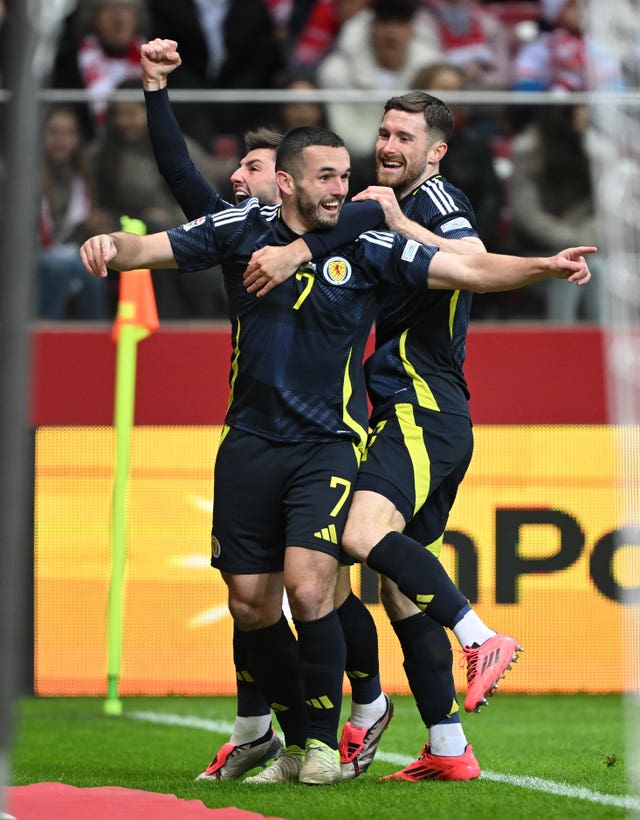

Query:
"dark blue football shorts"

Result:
[[356, 404, 473, 554], [210, 426, 361, 574]]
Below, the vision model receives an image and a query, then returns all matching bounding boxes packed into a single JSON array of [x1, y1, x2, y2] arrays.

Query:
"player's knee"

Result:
[[286, 577, 333, 621], [228, 596, 276, 631], [341, 518, 373, 561]]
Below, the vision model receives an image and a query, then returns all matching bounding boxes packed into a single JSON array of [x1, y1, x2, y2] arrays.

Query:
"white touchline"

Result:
[[127, 710, 640, 811], [128, 710, 234, 736]]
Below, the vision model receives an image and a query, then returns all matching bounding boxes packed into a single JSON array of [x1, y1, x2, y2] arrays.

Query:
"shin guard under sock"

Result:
[[392, 612, 459, 728], [233, 623, 271, 718], [337, 591, 382, 705], [367, 531, 467, 626], [294, 610, 346, 749], [241, 615, 307, 748]]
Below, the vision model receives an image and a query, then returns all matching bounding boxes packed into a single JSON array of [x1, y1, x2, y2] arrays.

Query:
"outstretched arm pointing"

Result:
[[80, 231, 176, 278]]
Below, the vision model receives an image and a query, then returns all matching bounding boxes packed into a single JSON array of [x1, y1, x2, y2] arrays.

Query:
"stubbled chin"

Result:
[[377, 173, 402, 190]]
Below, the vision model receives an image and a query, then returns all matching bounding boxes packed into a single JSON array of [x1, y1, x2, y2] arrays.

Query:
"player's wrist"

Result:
[[392, 213, 413, 236], [142, 76, 167, 92], [293, 238, 312, 264]]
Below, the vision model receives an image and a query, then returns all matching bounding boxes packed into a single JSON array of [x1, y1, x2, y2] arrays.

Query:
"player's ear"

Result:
[[430, 140, 448, 163], [276, 169, 294, 196]]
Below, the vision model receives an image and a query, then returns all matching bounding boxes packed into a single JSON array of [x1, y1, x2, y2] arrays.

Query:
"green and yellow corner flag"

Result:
[[105, 216, 158, 716]]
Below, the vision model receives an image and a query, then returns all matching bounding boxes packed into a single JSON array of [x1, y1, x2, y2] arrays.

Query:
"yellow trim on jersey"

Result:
[[362, 419, 386, 463], [342, 348, 368, 452], [395, 403, 431, 516], [219, 424, 231, 447], [449, 290, 460, 338], [398, 330, 440, 411], [226, 318, 241, 414]]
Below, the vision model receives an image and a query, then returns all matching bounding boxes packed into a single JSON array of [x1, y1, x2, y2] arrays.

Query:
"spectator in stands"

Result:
[[278, 0, 373, 78], [263, 0, 296, 44], [513, 0, 627, 92], [509, 104, 602, 321], [90, 80, 225, 318], [420, 0, 512, 89], [413, 61, 506, 318], [316, 0, 442, 189], [146, 0, 283, 150], [413, 62, 503, 251], [278, 78, 328, 131], [37, 105, 109, 320], [51, 0, 147, 139]]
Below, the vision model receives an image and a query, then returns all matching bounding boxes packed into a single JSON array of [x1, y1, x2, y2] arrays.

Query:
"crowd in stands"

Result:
[[1, 0, 637, 321]]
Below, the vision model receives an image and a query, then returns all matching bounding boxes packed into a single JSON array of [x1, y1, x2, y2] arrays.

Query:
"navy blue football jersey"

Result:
[[166, 199, 438, 447], [303, 175, 480, 421], [367, 176, 479, 421]]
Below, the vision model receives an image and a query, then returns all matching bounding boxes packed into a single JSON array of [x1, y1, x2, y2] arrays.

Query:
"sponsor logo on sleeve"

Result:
[[182, 216, 206, 232], [441, 216, 472, 233], [401, 239, 420, 262]]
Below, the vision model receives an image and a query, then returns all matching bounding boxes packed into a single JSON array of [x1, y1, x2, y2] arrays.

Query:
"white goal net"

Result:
[[585, 0, 640, 807]]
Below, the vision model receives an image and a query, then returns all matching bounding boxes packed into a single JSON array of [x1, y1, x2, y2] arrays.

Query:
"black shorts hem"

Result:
[[211, 560, 284, 575], [356, 473, 413, 522]]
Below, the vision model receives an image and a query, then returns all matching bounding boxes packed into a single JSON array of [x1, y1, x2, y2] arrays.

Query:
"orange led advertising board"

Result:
[[34, 425, 638, 696]]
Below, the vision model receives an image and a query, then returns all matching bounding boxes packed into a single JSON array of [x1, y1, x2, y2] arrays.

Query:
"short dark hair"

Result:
[[383, 90, 454, 142], [244, 127, 282, 153], [373, 0, 419, 23], [276, 126, 345, 179]]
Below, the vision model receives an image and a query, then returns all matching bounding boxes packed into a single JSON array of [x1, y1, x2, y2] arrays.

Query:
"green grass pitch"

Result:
[[11, 694, 636, 819]]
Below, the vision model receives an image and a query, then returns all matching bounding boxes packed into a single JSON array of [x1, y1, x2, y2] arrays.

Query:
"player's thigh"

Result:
[[211, 428, 287, 574], [342, 490, 406, 558]]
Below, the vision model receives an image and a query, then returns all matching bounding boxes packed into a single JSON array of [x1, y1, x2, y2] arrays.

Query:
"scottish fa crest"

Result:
[[322, 256, 352, 285]]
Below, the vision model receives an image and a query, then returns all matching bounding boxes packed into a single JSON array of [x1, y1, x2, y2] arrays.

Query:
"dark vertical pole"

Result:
[[0, 1, 76, 813]]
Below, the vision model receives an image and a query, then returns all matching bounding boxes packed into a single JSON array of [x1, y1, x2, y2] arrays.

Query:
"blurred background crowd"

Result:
[[1, 0, 638, 322]]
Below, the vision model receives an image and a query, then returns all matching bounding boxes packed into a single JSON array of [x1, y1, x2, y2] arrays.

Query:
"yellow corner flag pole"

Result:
[[104, 217, 159, 716]]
